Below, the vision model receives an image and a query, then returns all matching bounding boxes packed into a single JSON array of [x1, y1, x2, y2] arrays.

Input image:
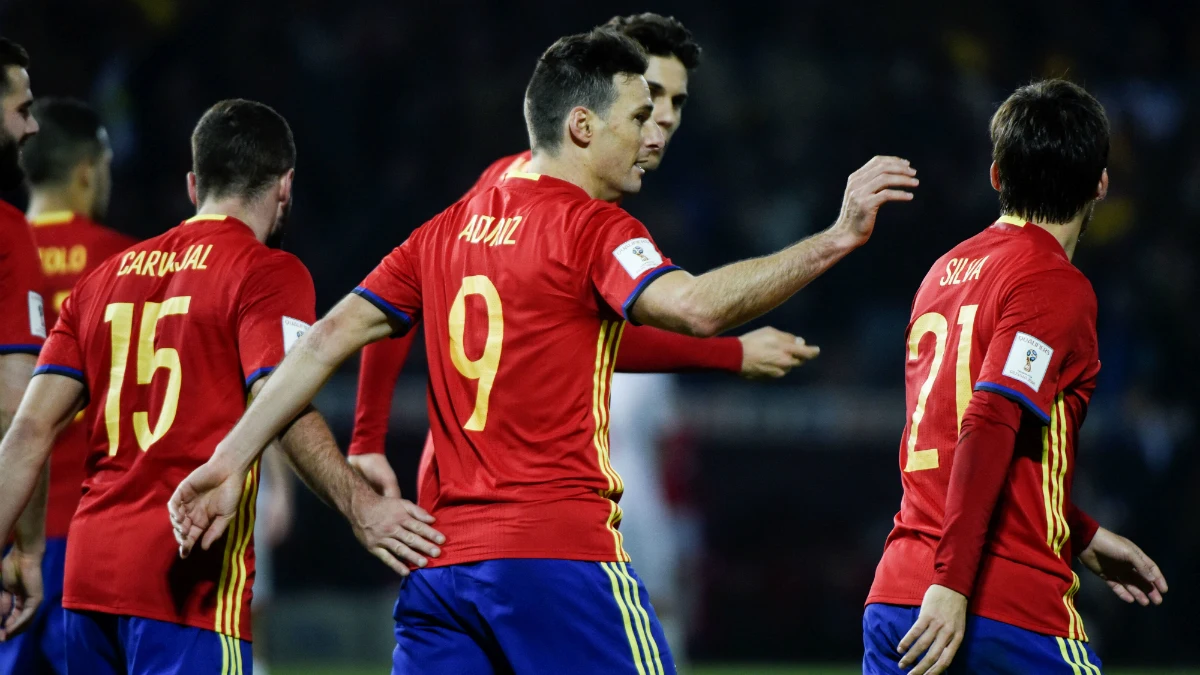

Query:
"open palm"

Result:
[[169, 462, 247, 558]]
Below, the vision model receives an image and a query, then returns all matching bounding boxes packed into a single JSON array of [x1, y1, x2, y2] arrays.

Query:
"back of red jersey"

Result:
[[868, 216, 1100, 639], [30, 211, 139, 539], [356, 172, 677, 566], [460, 151, 532, 202], [36, 215, 315, 639]]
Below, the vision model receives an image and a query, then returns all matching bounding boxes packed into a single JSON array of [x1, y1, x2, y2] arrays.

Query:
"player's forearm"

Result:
[[933, 391, 1021, 596], [0, 416, 56, 547], [636, 228, 859, 337], [278, 407, 368, 518], [13, 464, 48, 553], [0, 353, 36, 436], [348, 331, 417, 456], [614, 324, 742, 374]]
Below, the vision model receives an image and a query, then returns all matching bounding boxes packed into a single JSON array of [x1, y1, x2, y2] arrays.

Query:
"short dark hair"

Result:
[[524, 29, 648, 153], [605, 13, 701, 70], [21, 98, 107, 187], [990, 79, 1109, 224], [191, 99, 295, 202], [0, 38, 30, 96]]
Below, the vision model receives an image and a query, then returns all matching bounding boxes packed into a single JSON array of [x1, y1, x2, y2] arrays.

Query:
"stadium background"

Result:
[[4, 0, 1198, 672]]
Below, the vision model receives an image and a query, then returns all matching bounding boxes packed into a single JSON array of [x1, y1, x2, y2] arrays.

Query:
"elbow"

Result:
[[673, 299, 723, 338]]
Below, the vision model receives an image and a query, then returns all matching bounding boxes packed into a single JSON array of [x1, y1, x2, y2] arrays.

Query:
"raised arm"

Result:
[[631, 156, 917, 336]]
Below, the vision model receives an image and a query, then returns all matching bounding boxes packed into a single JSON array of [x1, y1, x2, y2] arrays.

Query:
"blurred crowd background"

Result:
[[4, 0, 1196, 668]]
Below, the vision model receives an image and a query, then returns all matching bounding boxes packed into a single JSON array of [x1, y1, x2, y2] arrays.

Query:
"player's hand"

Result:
[[0, 548, 43, 641], [830, 155, 918, 248], [1079, 527, 1168, 606], [349, 489, 445, 577], [897, 584, 967, 675], [169, 461, 246, 559], [348, 453, 402, 498], [737, 327, 820, 379]]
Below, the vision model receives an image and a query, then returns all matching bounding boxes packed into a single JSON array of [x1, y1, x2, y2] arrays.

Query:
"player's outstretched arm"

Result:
[[630, 156, 917, 336], [0, 372, 86, 640], [213, 293, 396, 477], [1078, 526, 1168, 606]]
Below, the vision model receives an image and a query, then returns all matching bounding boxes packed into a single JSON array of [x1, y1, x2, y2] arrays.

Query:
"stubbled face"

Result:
[[0, 66, 37, 190], [590, 73, 664, 198], [639, 55, 689, 171]]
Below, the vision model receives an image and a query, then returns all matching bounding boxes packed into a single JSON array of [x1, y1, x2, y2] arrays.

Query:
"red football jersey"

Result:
[[31, 210, 138, 539], [356, 171, 678, 566], [0, 200, 46, 356], [867, 216, 1101, 640], [35, 215, 315, 640]]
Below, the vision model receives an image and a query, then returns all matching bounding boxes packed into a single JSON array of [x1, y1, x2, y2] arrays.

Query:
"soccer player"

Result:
[[0, 97, 135, 675], [171, 29, 915, 674], [346, 13, 814, 499], [863, 80, 1169, 675], [0, 99, 444, 674], [0, 36, 45, 651]]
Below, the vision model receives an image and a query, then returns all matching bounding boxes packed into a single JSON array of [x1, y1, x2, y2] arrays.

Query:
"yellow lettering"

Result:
[[501, 216, 522, 245], [482, 218, 505, 245], [68, 245, 87, 273], [128, 251, 146, 276], [117, 252, 136, 276], [938, 259, 957, 286], [964, 255, 989, 282], [470, 216, 496, 244], [197, 245, 213, 269], [144, 251, 162, 276], [182, 246, 200, 270], [158, 252, 178, 277], [950, 257, 970, 285], [53, 290, 70, 313], [458, 215, 478, 241]]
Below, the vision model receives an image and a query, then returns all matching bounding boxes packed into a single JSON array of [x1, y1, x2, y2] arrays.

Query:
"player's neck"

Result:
[[193, 198, 273, 243], [1008, 213, 1081, 262], [526, 152, 621, 203], [26, 190, 87, 220]]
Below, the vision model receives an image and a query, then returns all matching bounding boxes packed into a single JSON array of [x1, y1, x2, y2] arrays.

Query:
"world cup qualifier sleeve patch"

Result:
[[29, 291, 46, 339], [282, 316, 311, 354], [612, 238, 663, 279], [1002, 331, 1053, 391]]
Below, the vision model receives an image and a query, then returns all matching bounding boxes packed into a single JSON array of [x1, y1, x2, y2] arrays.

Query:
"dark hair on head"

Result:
[[605, 13, 701, 70], [990, 79, 1109, 224], [524, 28, 648, 153], [0, 38, 30, 96], [21, 98, 107, 187], [191, 99, 295, 202]]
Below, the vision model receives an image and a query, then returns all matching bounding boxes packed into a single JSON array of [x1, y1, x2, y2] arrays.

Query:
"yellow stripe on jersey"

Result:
[[601, 562, 649, 675], [1053, 396, 1072, 555], [592, 321, 630, 561], [215, 460, 259, 652], [996, 214, 1027, 227], [185, 213, 229, 223], [1062, 572, 1088, 642], [1041, 425, 1056, 549]]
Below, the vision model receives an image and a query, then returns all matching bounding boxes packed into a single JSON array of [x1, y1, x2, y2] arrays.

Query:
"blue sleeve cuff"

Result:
[[975, 381, 1051, 425], [245, 366, 275, 389], [353, 287, 415, 336], [0, 343, 42, 356], [34, 364, 89, 404], [621, 265, 681, 325]]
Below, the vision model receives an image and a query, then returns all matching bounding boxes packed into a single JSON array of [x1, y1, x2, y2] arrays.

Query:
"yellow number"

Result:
[[104, 304, 134, 456], [448, 276, 503, 431], [103, 296, 191, 455], [904, 305, 979, 472]]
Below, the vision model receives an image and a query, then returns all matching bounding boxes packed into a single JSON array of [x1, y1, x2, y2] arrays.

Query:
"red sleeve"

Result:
[[932, 389, 1021, 596], [0, 221, 47, 354], [237, 253, 317, 388], [974, 269, 1097, 424], [34, 291, 86, 388], [616, 324, 741, 374], [585, 210, 679, 322], [1068, 504, 1100, 558], [354, 229, 424, 337], [348, 325, 420, 456]]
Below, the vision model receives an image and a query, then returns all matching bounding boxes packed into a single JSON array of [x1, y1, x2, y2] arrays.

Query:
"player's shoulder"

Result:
[[480, 150, 533, 180]]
